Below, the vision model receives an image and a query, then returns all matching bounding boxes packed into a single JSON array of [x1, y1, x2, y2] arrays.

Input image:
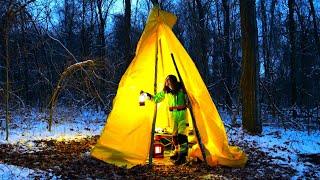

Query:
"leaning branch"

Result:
[[48, 60, 96, 131]]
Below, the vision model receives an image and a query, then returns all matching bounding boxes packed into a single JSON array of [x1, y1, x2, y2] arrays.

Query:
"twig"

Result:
[[8, 91, 25, 109], [47, 33, 78, 63], [260, 81, 287, 130], [80, 98, 96, 109], [91, 70, 118, 87]]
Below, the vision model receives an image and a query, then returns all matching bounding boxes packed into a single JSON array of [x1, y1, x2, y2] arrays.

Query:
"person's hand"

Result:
[[142, 91, 153, 99], [145, 92, 153, 100], [140, 90, 152, 100]]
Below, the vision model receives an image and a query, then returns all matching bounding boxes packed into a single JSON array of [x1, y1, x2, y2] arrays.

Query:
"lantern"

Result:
[[139, 93, 146, 106], [153, 135, 165, 158]]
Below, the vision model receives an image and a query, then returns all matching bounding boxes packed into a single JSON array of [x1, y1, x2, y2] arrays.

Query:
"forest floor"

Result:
[[0, 107, 319, 179]]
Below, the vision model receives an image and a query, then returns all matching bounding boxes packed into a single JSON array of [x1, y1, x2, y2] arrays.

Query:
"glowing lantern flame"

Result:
[[155, 146, 162, 154]]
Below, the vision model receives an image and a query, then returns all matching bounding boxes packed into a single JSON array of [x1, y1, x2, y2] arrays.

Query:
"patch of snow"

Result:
[[0, 107, 106, 145], [200, 174, 228, 179], [227, 123, 320, 178], [1, 107, 319, 178], [0, 107, 106, 177], [0, 163, 49, 179]]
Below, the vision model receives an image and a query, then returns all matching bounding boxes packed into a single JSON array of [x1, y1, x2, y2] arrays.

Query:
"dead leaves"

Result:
[[298, 153, 320, 165], [0, 136, 318, 178]]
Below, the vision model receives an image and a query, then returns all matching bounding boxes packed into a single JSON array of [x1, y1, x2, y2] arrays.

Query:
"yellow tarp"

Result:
[[91, 7, 247, 168]]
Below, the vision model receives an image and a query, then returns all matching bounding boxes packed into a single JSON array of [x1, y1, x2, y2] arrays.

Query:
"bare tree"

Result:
[[124, 0, 132, 65], [63, 0, 76, 64], [96, 0, 115, 60], [308, 0, 320, 56], [240, 0, 261, 134], [260, 0, 270, 80], [222, 0, 232, 109], [268, 0, 276, 79], [97, 0, 106, 60], [0, 0, 36, 140], [195, 0, 209, 83], [80, 0, 89, 58], [288, 0, 297, 117], [2, 6, 12, 141]]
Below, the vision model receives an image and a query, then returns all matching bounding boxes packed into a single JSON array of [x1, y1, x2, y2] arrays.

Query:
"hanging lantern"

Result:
[[139, 93, 146, 106], [153, 135, 165, 158]]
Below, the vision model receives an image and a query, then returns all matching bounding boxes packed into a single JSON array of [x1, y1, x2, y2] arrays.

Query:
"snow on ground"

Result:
[[221, 111, 320, 178], [0, 163, 50, 179], [0, 106, 106, 144], [0, 106, 106, 179], [229, 126, 320, 178], [1, 108, 319, 178]]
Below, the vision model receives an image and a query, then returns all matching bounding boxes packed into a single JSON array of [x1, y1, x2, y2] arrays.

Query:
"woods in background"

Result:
[[1, 0, 320, 134]]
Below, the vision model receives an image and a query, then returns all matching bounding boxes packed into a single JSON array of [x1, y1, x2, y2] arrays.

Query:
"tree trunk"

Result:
[[4, 31, 10, 140], [97, 0, 106, 60], [308, 0, 320, 57], [268, 0, 276, 79], [288, 0, 297, 116], [81, 0, 89, 58], [195, 0, 209, 83], [260, 0, 269, 80], [89, 0, 95, 54], [215, 0, 221, 36], [268, 0, 277, 115], [222, 0, 232, 109], [2, 11, 11, 140], [64, 0, 75, 63], [296, 5, 308, 107], [20, 12, 30, 105], [1, 4, 14, 141], [124, 0, 132, 65], [240, 0, 261, 134]]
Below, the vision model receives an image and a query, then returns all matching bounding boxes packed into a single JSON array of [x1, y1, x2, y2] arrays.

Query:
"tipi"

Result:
[[91, 7, 247, 168]]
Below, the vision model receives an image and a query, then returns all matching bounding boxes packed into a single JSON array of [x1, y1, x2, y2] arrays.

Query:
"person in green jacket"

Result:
[[141, 75, 188, 165]]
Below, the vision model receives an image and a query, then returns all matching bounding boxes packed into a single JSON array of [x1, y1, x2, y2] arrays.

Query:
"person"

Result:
[[141, 75, 188, 165]]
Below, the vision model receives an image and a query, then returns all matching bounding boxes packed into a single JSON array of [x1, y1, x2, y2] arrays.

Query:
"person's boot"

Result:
[[174, 153, 186, 165], [170, 135, 179, 160], [170, 150, 179, 160], [174, 134, 188, 165]]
